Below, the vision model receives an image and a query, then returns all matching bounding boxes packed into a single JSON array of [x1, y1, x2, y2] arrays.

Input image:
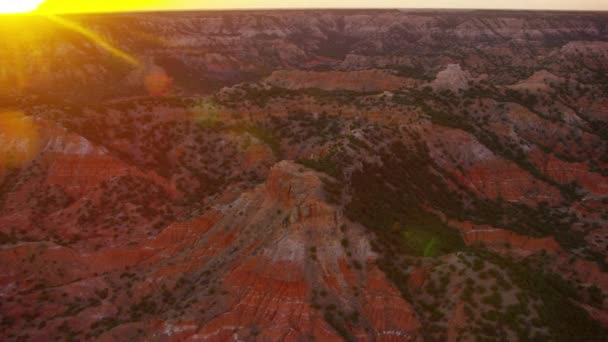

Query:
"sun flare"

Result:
[[0, 0, 44, 14]]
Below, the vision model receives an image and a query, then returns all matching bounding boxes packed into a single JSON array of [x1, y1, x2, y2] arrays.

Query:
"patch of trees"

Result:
[[230, 123, 283, 159], [297, 156, 339, 179], [475, 249, 606, 341], [343, 142, 465, 305]]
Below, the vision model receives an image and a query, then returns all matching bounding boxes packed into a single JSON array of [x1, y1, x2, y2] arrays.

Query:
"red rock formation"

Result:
[[265, 69, 417, 92], [361, 262, 420, 341], [426, 125, 562, 204], [464, 161, 561, 203], [0, 242, 90, 291], [198, 257, 340, 341], [449, 220, 561, 256], [0, 160, 423, 340], [208, 161, 419, 339], [529, 149, 608, 196]]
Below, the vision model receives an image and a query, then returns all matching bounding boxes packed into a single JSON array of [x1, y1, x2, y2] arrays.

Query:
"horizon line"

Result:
[[9, 7, 608, 16]]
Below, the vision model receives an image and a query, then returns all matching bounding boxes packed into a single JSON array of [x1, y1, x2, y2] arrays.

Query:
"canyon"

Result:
[[0, 9, 607, 341]]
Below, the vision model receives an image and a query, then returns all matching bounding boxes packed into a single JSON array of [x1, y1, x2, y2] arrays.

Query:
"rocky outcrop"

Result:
[[193, 161, 420, 340], [449, 220, 561, 257], [430, 64, 471, 92]]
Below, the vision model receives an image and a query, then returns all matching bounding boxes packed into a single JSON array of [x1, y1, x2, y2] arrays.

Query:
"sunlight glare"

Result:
[[0, 0, 45, 14], [0, 111, 40, 168]]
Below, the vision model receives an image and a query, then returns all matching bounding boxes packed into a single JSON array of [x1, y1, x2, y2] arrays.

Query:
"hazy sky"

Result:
[[34, 0, 608, 13]]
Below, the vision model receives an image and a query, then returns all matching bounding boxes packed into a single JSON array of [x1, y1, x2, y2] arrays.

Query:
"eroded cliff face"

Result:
[[0, 160, 421, 341], [1, 9, 608, 342], [191, 161, 420, 341]]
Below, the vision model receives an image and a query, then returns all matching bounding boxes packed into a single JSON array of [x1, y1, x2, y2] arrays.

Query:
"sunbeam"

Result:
[[45, 15, 140, 67]]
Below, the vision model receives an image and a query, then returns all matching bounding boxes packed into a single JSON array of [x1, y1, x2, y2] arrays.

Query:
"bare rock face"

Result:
[[430, 64, 471, 92]]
